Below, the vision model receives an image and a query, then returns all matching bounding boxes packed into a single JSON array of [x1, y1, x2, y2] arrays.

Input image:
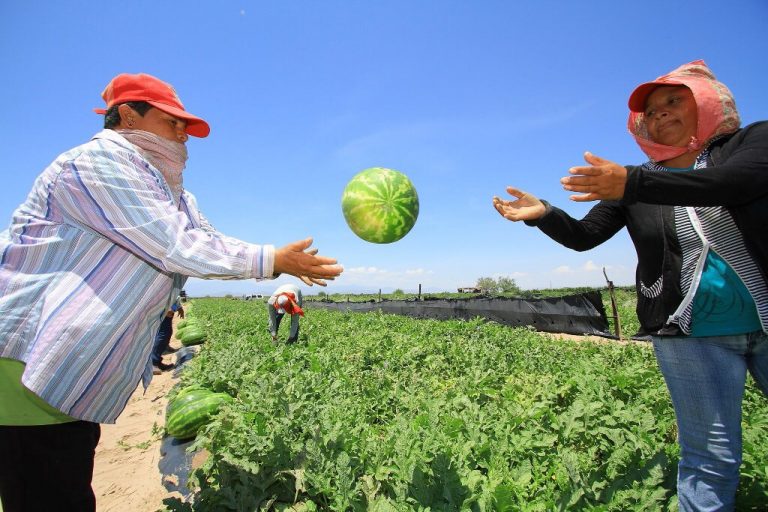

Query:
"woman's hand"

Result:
[[492, 186, 546, 222], [274, 237, 343, 286], [561, 152, 627, 202]]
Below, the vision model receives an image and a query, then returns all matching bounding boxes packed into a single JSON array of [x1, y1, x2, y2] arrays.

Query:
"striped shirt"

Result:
[[0, 130, 275, 423], [644, 151, 768, 334]]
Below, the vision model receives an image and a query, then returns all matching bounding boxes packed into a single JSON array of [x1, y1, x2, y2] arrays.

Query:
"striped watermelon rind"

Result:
[[179, 328, 206, 346], [166, 390, 233, 439], [341, 167, 419, 244], [166, 385, 210, 417], [177, 319, 199, 330], [175, 321, 201, 339]]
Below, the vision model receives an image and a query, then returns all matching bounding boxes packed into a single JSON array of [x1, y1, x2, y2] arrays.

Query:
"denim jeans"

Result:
[[150, 316, 173, 365], [652, 331, 768, 511]]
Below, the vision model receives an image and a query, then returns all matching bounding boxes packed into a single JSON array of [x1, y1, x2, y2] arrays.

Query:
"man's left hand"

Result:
[[560, 152, 627, 202]]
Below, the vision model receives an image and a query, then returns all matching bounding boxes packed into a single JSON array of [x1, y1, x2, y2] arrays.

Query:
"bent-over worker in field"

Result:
[[493, 60, 768, 511], [267, 283, 305, 343], [0, 72, 342, 512]]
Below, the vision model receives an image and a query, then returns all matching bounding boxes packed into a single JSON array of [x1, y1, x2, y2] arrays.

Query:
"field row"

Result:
[[165, 298, 768, 511]]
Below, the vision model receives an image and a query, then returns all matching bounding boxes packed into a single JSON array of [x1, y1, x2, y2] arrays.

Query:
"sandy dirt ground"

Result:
[[92, 327, 185, 512]]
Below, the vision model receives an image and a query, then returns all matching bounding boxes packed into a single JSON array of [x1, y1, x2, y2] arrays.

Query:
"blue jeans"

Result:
[[150, 316, 173, 365], [652, 331, 768, 511]]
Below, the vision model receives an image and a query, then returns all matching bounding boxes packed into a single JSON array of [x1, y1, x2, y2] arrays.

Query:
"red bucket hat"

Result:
[[93, 73, 210, 138], [626, 60, 740, 162]]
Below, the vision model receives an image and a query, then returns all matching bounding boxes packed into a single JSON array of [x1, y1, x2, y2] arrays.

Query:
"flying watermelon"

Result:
[[341, 167, 419, 244]]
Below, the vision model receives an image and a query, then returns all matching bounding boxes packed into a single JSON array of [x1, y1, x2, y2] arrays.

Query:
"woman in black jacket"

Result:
[[493, 60, 768, 511]]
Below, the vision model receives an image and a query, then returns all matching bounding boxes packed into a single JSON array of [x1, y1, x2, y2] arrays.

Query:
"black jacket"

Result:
[[529, 121, 768, 335]]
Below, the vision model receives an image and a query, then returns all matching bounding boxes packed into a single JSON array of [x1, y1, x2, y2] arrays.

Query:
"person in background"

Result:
[[0, 72, 342, 512], [150, 296, 185, 374], [493, 60, 768, 511], [267, 283, 304, 343]]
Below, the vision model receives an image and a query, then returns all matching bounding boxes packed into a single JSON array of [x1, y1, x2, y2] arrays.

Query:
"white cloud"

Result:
[[484, 271, 528, 279], [554, 260, 613, 275], [347, 266, 387, 274], [405, 268, 433, 275], [335, 266, 440, 291], [582, 260, 600, 272]]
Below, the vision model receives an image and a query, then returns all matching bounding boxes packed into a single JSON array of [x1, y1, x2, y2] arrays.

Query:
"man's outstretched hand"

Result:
[[274, 237, 343, 286]]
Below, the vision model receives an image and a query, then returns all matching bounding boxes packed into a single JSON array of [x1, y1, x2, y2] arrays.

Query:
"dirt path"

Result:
[[92, 330, 184, 511]]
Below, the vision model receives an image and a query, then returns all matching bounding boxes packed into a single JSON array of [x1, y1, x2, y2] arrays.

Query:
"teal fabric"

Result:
[[662, 165, 761, 336], [691, 252, 762, 336]]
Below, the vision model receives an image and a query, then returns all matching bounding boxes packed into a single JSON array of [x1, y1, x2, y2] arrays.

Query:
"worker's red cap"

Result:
[[93, 73, 210, 138]]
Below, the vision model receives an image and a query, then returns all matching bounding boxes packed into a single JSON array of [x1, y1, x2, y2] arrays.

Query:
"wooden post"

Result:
[[603, 267, 622, 340], [418, 284, 422, 300]]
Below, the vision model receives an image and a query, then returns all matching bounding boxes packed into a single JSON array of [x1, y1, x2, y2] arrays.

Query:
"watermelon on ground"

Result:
[[166, 389, 233, 440], [341, 167, 419, 244], [177, 319, 198, 330], [179, 327, 206, 346], [167, 385, 210, 416], [174, 325, 198, 340]]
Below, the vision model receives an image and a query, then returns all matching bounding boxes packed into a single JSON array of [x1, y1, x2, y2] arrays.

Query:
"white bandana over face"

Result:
[[119, 129, 188, 204]]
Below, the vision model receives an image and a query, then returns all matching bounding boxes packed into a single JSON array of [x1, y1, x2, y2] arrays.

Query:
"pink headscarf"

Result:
[[627, 60, 740, 163]]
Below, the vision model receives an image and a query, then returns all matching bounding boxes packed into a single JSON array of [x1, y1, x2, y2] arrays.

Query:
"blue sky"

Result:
[[2, 1, 767, 297]]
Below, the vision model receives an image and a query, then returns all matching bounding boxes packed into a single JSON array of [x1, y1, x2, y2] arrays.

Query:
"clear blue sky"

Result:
[[2, 1, 767, 297]]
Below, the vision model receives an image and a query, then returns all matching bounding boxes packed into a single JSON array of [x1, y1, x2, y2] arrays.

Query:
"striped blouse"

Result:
[[0, 130, 275, 423], [643, 151, 768, 334]]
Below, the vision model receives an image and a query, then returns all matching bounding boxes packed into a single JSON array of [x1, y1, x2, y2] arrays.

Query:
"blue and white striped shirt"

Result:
[[0, 130, 274, 423]]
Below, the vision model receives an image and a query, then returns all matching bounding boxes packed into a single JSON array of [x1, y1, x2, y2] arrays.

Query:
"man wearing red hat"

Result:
[[0, 73, 342, 511], [267, 283, 305, 343]]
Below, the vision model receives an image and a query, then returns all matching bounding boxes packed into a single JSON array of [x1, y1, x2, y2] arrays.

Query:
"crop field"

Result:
[[166, 297, 768, 511]]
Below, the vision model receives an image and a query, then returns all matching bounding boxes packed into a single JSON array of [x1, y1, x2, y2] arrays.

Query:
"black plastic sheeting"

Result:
[[159, 435, 197, 499], [309, 292, 611, 336], [159, 345, 201, 501], [171, 346, 199, 378]]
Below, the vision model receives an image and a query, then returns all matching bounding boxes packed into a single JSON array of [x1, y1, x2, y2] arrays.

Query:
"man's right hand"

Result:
[[273, 237, 343, 286]]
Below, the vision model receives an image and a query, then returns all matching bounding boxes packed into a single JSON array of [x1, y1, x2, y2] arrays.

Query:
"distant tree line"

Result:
[[475, 276, 520, 294]]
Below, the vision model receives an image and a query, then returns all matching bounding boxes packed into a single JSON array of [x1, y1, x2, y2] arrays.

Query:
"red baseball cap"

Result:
[[628, 60, 714, 113], [628, 78, 687, 113], [93, 73, 210, 138]]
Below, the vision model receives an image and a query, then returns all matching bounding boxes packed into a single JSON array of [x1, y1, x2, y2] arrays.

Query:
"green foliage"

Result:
[[475, 277, 497, 292], [496, 276, 520, 294], [167, 298, 768, 511], [475, 276, 520, 294]]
